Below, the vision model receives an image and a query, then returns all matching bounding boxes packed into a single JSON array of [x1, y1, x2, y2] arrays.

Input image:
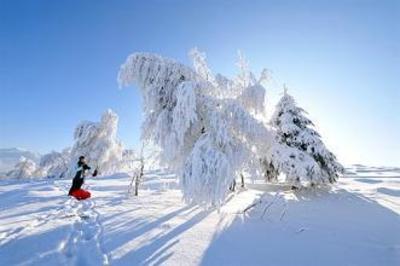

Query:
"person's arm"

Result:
[[83, 164, 91, 170], [83, 163, 98, 177]]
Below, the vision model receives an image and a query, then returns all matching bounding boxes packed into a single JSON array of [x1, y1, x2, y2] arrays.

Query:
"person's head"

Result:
[[78, 156, 86, 164]]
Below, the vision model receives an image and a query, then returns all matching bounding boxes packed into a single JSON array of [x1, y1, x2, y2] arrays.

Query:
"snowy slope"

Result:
[[0, 148, 41, 174], [0, 166, 399, 266]]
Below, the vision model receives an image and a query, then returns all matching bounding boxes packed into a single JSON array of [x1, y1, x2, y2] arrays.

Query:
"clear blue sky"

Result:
[[0, 0, 399, 166]]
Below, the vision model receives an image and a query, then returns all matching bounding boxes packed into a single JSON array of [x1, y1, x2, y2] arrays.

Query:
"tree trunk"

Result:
[[229, 179, 236, 192], [134, 161, 144, 196], [240, 173, 245, 188]]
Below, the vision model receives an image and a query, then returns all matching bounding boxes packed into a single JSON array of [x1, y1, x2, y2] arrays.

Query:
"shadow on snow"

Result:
[[200, 188, 400, 266]]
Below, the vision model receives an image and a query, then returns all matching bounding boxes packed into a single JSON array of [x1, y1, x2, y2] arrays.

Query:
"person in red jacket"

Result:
[[68, 156, 97, 200]]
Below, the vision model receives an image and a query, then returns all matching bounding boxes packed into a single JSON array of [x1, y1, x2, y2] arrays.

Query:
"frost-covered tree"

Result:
[[118, 50, 276, 207], [7, 156, 38, 179], [263, 143, 323, 187], [118, 49, 342, 206], [38, 148, 71, 178], [189, 47, 217, 86], [119, 149, 139, 172], [269, 87, 344, 185], [69, 109, 124, 175], [260, 157, 279, 183]]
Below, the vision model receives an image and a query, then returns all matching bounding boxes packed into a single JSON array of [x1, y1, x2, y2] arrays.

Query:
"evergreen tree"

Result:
[[270, 87, 343, 184]]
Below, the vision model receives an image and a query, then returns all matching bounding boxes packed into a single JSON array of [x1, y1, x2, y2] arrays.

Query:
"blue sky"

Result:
[[0, 0, 399, 166]]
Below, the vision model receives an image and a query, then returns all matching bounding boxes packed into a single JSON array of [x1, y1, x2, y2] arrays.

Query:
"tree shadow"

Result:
[[0, 186, 63, 215], [0, 202, 62, 221], [200, 188, 400, 266], [105, 205, 211, 265], [377, 187, 400, 197], [354, 178, 383, 184], [0, 224, 70, 265]]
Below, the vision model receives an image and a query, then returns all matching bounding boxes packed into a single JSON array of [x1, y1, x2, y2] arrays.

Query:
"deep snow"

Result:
[[0, 165, 399, 266]]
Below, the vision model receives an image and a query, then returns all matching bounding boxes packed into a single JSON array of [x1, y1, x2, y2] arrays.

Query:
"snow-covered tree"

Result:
[[7, 156, 38, 179], [69, 109, 124, 175], [263, 143, 323, 187], [269, 87, 344, 185], [260, 157, 279, 183], [38, 148, 71, 178], [118, 50, 276, 207], [118, 149, 139, 172], [118, 49, 342, 206], [189, 47, 217, 86]]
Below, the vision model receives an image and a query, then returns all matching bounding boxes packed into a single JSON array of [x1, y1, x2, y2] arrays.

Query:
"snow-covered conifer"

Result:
[[270, 87, 344, 184]]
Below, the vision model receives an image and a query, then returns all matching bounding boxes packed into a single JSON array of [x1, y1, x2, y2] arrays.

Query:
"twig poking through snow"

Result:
[[279, 202, 288, 221], [261, 192, 280, 220], [295, 228, 306, 234], [243, 199, 262, 214]]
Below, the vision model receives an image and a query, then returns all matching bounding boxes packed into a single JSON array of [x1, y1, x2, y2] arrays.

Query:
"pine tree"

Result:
[[270, 86, 343, 185]]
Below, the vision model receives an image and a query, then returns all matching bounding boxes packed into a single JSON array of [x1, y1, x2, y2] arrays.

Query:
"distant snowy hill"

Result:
[[0, 148, 41, 174]]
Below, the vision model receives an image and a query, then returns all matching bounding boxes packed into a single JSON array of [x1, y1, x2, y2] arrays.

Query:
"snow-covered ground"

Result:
[[0, 165, 399, 266]]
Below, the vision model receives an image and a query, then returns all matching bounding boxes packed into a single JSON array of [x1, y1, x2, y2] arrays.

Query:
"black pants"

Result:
[[68, 177, 84, 195]]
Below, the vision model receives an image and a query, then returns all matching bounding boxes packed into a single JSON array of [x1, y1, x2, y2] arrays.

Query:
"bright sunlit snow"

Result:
[[0, 165, 399, 265], [1, 2, 398, 265]]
